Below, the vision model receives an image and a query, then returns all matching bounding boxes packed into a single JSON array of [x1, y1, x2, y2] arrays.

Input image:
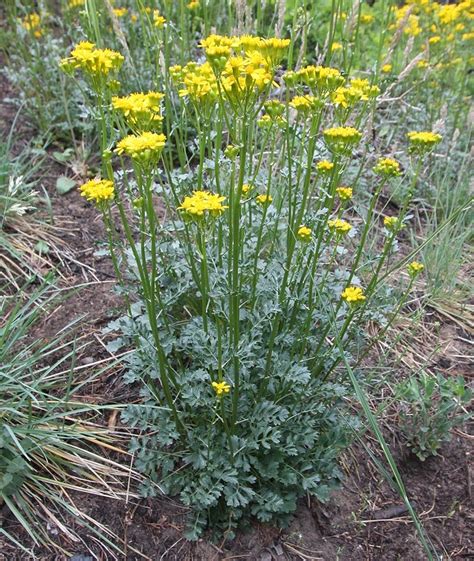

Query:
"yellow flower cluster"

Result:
[[61, 41, 124, 80], [177, 53, 274, 105], [393, 0, 473, 45], [323, 126, 362, 154], [241, 183, 254, 196], [153, 10, 166, 28], [172, 34, 289, 107], [188, 1, 200, 10], [407, 14, 422, 36], [316, 160, 334, 174], [407, 131, 442, 153], [212, 380, 231, 397], [286, 65, 345, 93], [116, 132, 166, 162], [172, 62, 218, 105], [331, 78, 380, 109], [360, 14, 374, 25], [178, 191, 228, 219], [21, 12, 43, 38], [341, 286, 366, 305], [407, 261, 424, 276], [256, 194, 272, 206], [67, 0, 85, 8], [112, 7, 128, 18], [391, 6, 422, 36], [336, 186, 353, 201], [328, 219, 352, 236], [257, 114, 273, 128], [436, 2, 471, 25], [383, 216, 401, 231], [297, 226, 312, 242], [112, 92, 164, 132], [373, 157, 401, 177], [289, 95, 321, 114], [257, 37, 292, 67], [79, 178, 115, 205], [201, 35, 290, 67], [220, 53, 274, 101]]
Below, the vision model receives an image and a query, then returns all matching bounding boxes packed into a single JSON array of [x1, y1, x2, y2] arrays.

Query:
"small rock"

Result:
[[80, 356, 94, 366]]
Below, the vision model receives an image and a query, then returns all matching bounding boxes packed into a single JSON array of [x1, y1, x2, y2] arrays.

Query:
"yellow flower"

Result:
[[360, 14, 374, 24], [381, 63, 392, 73], [256, 194, 272, 206], [241, 37, 291, 67], [212, 380, 231, 397], [383, 216, 400, 231], [153, 10, 166, 28], [289, 95, 321, 114], [178, 191, 228, 219], [116, 132, 166, 161], [331, 84, 376, 109], [197, 34, 288, 102], [349, 78, 380, 99], [21, 12, 44, 37], [405, 15, 422, 36], [323, 126, 362, 154], [328, 218, 352, 236], [112, 7, 128, 18], [221, 53, 274, 100], [200, 34, 235, 50], [79, 178, 114, 205], [336, 186, 353, 201], [176, 61, 218, 105], [61, 42, 124, 81], [407, 131, 442, 153], [205, 45, 232, 71], [407, 261, 424, 277], [257, 114, 273, 128], [331, 42, 343, 52], [241, 183, 254, 196], [169, 64, 184, 81], [341, 285, 366, 305], [436, 4, 462, 25], [188, 1, 200, 9], [297, 225, 312, 242], [429, 35, 441, 44], [373, 157, 401, 177], [296, 65, 344, 93], [112, 91, 164, 132], [316, 160, 334, 174], [263, 112, 287, 126], [67, 0, 85, 8], [21, 12, 41, 30]]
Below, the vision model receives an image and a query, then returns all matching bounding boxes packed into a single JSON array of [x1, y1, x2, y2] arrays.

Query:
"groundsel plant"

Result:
[[66, 33, 440, 537]]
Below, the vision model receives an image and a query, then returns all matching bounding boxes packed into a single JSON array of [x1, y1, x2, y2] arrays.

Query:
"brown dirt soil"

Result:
[[1, 72, 473, 561]]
